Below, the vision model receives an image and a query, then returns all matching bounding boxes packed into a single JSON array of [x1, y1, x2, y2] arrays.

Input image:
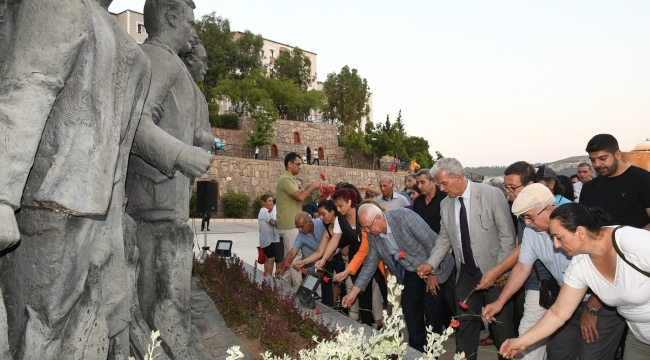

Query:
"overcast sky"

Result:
[[109, 1, 650, 167]]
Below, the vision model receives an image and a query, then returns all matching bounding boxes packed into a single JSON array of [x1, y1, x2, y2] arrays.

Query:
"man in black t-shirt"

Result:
[[578, 134, 647, 357], [580, 134, 650, 230], [412, 168, 447, 234]]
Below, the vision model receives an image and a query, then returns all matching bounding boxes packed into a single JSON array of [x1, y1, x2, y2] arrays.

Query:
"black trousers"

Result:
[[455, 264, 515, 360], [402, 270, 446, 352], [201, 213, 211, 230]]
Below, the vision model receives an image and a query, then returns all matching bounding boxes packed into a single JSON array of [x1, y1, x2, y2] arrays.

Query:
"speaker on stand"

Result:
[[196, 180, 219, 263]]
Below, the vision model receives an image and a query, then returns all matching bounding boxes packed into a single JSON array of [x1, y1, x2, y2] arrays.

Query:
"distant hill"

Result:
[[465, 156, 590, 178]]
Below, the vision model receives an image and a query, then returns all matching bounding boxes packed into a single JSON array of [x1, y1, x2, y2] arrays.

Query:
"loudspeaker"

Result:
[[196, 181, 219, 214]]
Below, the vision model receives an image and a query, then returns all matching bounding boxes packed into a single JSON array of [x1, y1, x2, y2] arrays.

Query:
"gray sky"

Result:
[[109, 0, 650, 167]]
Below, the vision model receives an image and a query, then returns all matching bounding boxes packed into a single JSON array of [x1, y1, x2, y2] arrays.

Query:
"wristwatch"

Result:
[[587, 307, 599, 316]]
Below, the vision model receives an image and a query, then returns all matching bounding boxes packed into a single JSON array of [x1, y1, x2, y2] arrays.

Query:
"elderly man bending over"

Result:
[[342, 205, 454, 352]]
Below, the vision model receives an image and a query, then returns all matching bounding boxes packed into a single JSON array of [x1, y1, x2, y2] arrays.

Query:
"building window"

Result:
[[318, 147, 324, 160], [137, 23, 146, 34], [293, 132, 301, 144], [271, 144, 278, 158]]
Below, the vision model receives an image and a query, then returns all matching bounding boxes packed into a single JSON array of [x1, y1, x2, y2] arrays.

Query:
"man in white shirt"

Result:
[[376, 176, 411, 210], [572, 162, 593, 202]]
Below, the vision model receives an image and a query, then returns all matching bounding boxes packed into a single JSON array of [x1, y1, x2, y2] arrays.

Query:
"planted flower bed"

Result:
[[193, 254, 336, 358]]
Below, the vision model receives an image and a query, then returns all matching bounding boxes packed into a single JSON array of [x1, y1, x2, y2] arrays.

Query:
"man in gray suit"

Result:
[[342, 205, 454, 352], [417, 158, 516, 360]]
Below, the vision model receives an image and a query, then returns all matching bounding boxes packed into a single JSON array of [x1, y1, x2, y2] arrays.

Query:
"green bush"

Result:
[[219, 113, 239, 129], [221, 190, 251, 218], [208, 102, 221, 127], [189, 187, 201, 218]]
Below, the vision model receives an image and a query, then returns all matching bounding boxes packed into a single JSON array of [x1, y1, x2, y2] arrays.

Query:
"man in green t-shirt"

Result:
[[276, 152, 321, 288]]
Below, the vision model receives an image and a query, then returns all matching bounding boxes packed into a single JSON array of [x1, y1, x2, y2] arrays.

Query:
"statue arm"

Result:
[[131, 53, 189, 177], [0, 0, 85, 247], [0, 0, 86, 210]]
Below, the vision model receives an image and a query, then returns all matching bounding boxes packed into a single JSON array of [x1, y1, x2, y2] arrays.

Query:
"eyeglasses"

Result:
[[292, 161, 303, 166], [518, 205, 549, 223], [362, 216, 378, 232], [505, 183, 525, 192]]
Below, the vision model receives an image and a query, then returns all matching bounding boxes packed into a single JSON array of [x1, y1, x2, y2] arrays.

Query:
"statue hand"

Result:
[[0, 204, 20, 250], [175, 146, 212, 178]]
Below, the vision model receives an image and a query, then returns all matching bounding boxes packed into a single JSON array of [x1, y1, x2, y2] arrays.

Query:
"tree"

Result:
[[194, 13, 237, 99], [270, 47, 315, 90], [245, 99, 277, 148], [339, 122, 371, 164], [232, 30, 265, 78], [322, 66, 370, 132], [389, 110, 408, 159], [213, 68, 268, 116]]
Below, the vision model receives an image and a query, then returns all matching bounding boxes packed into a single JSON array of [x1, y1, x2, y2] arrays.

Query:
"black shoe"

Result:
[[207, 228, 210, 231], [200, 228, 204, 231]]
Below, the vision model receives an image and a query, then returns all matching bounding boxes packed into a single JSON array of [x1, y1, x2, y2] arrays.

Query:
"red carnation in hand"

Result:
[[315, 308, 321, 315], [459, 301, 469, 310], [450, 319, 460, 328], [398, 251, 407, 260], [263, 271, 267, 277], [285, 262, 290, 268], [320, 173, 327, 181], [323, 276, 329, 283], [301, 268, 307, 275]]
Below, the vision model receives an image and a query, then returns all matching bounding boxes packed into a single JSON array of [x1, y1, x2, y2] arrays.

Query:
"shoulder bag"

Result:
[[534, 263, 560, 309], [612, 225, 650, 278]]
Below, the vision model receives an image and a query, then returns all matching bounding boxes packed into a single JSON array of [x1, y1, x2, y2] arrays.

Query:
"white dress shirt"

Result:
[[454, 180, 474, 265]]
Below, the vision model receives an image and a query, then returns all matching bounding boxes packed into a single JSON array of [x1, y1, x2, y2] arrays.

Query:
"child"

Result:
[[258, 194, 280, 274]]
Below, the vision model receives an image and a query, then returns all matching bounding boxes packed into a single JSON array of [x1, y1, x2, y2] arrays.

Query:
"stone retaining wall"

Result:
[[198, 156, 408, 218]]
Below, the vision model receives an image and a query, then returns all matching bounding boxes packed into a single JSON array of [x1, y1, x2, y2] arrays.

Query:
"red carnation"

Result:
[[450, 319, 460, 328], [459, 301, 469, 310], [263, 271, 267, 277], [267, 208, 272, 213], [323, 276, 329, 283], [320, 173, 327, 181], [315, 308, 321, 315], [398, 251, 407, 260], [301, 268, 307, 275], [285, 262, 290, 268]]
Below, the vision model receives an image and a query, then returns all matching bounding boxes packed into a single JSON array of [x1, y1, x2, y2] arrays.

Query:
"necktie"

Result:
[[459, 197, 477, 276]]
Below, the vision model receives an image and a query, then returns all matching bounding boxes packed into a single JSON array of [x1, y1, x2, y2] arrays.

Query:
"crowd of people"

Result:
[[256, 133, 650, 360]]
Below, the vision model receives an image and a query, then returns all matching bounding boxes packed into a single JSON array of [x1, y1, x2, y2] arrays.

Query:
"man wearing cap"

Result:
[[535, 165, 572, 206], [483, 184, 625, 360]]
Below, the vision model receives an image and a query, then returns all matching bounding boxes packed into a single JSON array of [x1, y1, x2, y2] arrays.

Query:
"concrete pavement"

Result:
[[188, 218, 500, 360]]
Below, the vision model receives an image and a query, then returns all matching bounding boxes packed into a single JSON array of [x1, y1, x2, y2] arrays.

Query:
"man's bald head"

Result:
[[358, 204, 385, 235], [379, 176, 395, 198], [294, 212, 314, 234]]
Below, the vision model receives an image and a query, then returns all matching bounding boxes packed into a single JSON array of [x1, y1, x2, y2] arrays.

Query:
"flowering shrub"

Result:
[[226, 275, 468, 360]]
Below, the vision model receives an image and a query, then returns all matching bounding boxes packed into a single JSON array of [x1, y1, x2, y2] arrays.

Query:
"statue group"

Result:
[[0, 0, 214, 359]]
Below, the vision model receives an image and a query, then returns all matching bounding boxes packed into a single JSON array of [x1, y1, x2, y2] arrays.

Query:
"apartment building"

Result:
[[111, 10, 147, 44]]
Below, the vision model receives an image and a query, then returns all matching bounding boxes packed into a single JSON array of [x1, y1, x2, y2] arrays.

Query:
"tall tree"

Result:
[[213, 68, 268, 116], [322, 66, 370, 132], [270, 47, 315, 90], [194, 13, 237, 99], [390, 110, 407, 159], [232, 30, 265, 78]]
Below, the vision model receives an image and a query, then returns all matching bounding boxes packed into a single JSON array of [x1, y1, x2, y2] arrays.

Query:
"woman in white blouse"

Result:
[[500, 203, 650, 360]]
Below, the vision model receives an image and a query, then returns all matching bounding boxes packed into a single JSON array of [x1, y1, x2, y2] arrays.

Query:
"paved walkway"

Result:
[[189, 219, 500, 360]]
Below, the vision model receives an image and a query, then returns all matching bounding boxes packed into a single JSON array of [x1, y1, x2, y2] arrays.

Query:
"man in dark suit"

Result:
[[341, 205, 454, 352], [417, 158, 516, 360]]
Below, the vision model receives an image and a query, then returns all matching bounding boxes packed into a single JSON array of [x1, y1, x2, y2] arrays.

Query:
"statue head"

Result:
[[181, 31, 208, 82], [98, 0, 114, 8], [143, 0, 196, 53]]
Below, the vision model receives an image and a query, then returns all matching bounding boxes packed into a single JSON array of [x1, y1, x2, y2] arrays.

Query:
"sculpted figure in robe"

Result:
[[125, 0, 213, 358], [0, 0, 152, 359]]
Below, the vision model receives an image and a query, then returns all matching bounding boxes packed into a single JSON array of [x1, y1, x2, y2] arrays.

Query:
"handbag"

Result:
[[534, 263, 560, 309], [257, 246, 266, 264], [612, 225, 650, 278]]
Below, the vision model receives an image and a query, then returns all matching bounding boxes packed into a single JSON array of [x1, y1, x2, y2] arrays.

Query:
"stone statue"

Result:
[[0, 0, 21, 72], [125, 0, 213, 358], [0, 0, 152, 358]]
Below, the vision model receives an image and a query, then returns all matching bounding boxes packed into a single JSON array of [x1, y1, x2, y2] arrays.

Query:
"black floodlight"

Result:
[[297, 270, 321, 309], [215, 240, 233, 257]]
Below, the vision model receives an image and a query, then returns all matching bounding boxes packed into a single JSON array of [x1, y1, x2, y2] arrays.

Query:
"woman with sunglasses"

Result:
[[500, 203, 650, 360]]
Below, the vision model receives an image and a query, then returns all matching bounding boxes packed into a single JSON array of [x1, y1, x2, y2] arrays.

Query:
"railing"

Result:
[[212, 144, 377, 170]]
